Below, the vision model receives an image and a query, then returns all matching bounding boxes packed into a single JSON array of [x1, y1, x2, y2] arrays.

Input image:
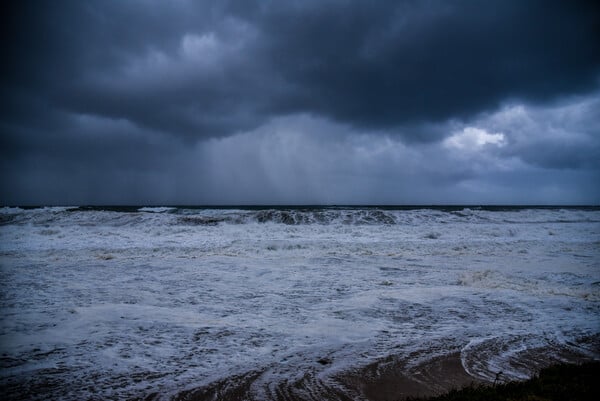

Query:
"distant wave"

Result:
[[138, 207, 177, 213], [1, 206, 599, 227]]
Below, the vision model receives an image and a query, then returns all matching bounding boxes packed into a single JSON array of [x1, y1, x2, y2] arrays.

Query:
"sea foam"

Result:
[[0, 206, 598, 399]]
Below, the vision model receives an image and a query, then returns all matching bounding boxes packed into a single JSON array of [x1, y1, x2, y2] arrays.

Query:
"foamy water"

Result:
[[1, 206, 599, 399]]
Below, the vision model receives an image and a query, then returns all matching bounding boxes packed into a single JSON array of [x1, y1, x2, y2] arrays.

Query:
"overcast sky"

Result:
[[1, 0, 599, 205]]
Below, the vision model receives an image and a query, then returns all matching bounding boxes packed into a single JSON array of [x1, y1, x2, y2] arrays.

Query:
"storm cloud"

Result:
[[1, 0, 599, 204]]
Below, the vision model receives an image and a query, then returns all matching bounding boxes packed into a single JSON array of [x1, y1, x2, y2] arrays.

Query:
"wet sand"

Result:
[[339, 351, 481, 401], [170, 352, 481, 401], [168, 338, 599, 401]]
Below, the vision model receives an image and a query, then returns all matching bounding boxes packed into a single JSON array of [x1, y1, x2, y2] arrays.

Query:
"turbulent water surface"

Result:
[[1, 206, 599, 400]]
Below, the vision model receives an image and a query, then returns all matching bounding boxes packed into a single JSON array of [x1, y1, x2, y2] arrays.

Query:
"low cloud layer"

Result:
[[1, 0, 599, 204]]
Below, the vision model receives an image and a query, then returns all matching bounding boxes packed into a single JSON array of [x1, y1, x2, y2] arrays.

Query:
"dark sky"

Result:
[[2, 0, 599, 205]]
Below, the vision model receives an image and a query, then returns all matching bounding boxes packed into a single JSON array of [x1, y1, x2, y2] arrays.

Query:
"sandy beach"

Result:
[[169, 338, 598, 401], [168, 352, 477, 401]]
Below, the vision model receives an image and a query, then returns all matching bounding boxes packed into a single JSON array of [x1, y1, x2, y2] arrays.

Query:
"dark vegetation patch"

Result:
[[406, 362, 600, 401]]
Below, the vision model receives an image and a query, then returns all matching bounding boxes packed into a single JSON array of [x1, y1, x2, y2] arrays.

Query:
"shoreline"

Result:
[[167, 353, 474, 401], [167, 341, 598, 401], [406, 361, 600, 401], [337, 351, 481, 401]]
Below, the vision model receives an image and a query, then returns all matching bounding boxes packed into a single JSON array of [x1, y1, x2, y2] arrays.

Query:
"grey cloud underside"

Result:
[[2, 0, 599, 140], [262, 0, 600, 129], [1, 0, 600, 205]]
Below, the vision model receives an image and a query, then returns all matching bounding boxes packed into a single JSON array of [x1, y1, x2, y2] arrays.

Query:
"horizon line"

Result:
[[4, 204, 599, 209]]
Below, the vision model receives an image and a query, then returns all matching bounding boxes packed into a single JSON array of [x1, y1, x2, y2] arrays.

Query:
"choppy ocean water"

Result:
[[0, 206, 599, 400]]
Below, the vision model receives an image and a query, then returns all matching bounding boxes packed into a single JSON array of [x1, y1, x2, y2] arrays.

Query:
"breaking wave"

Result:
[[2, 205, 598, 227]]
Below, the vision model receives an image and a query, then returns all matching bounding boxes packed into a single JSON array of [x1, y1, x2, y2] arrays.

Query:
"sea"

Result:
[[0, 206, 599, 400]]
